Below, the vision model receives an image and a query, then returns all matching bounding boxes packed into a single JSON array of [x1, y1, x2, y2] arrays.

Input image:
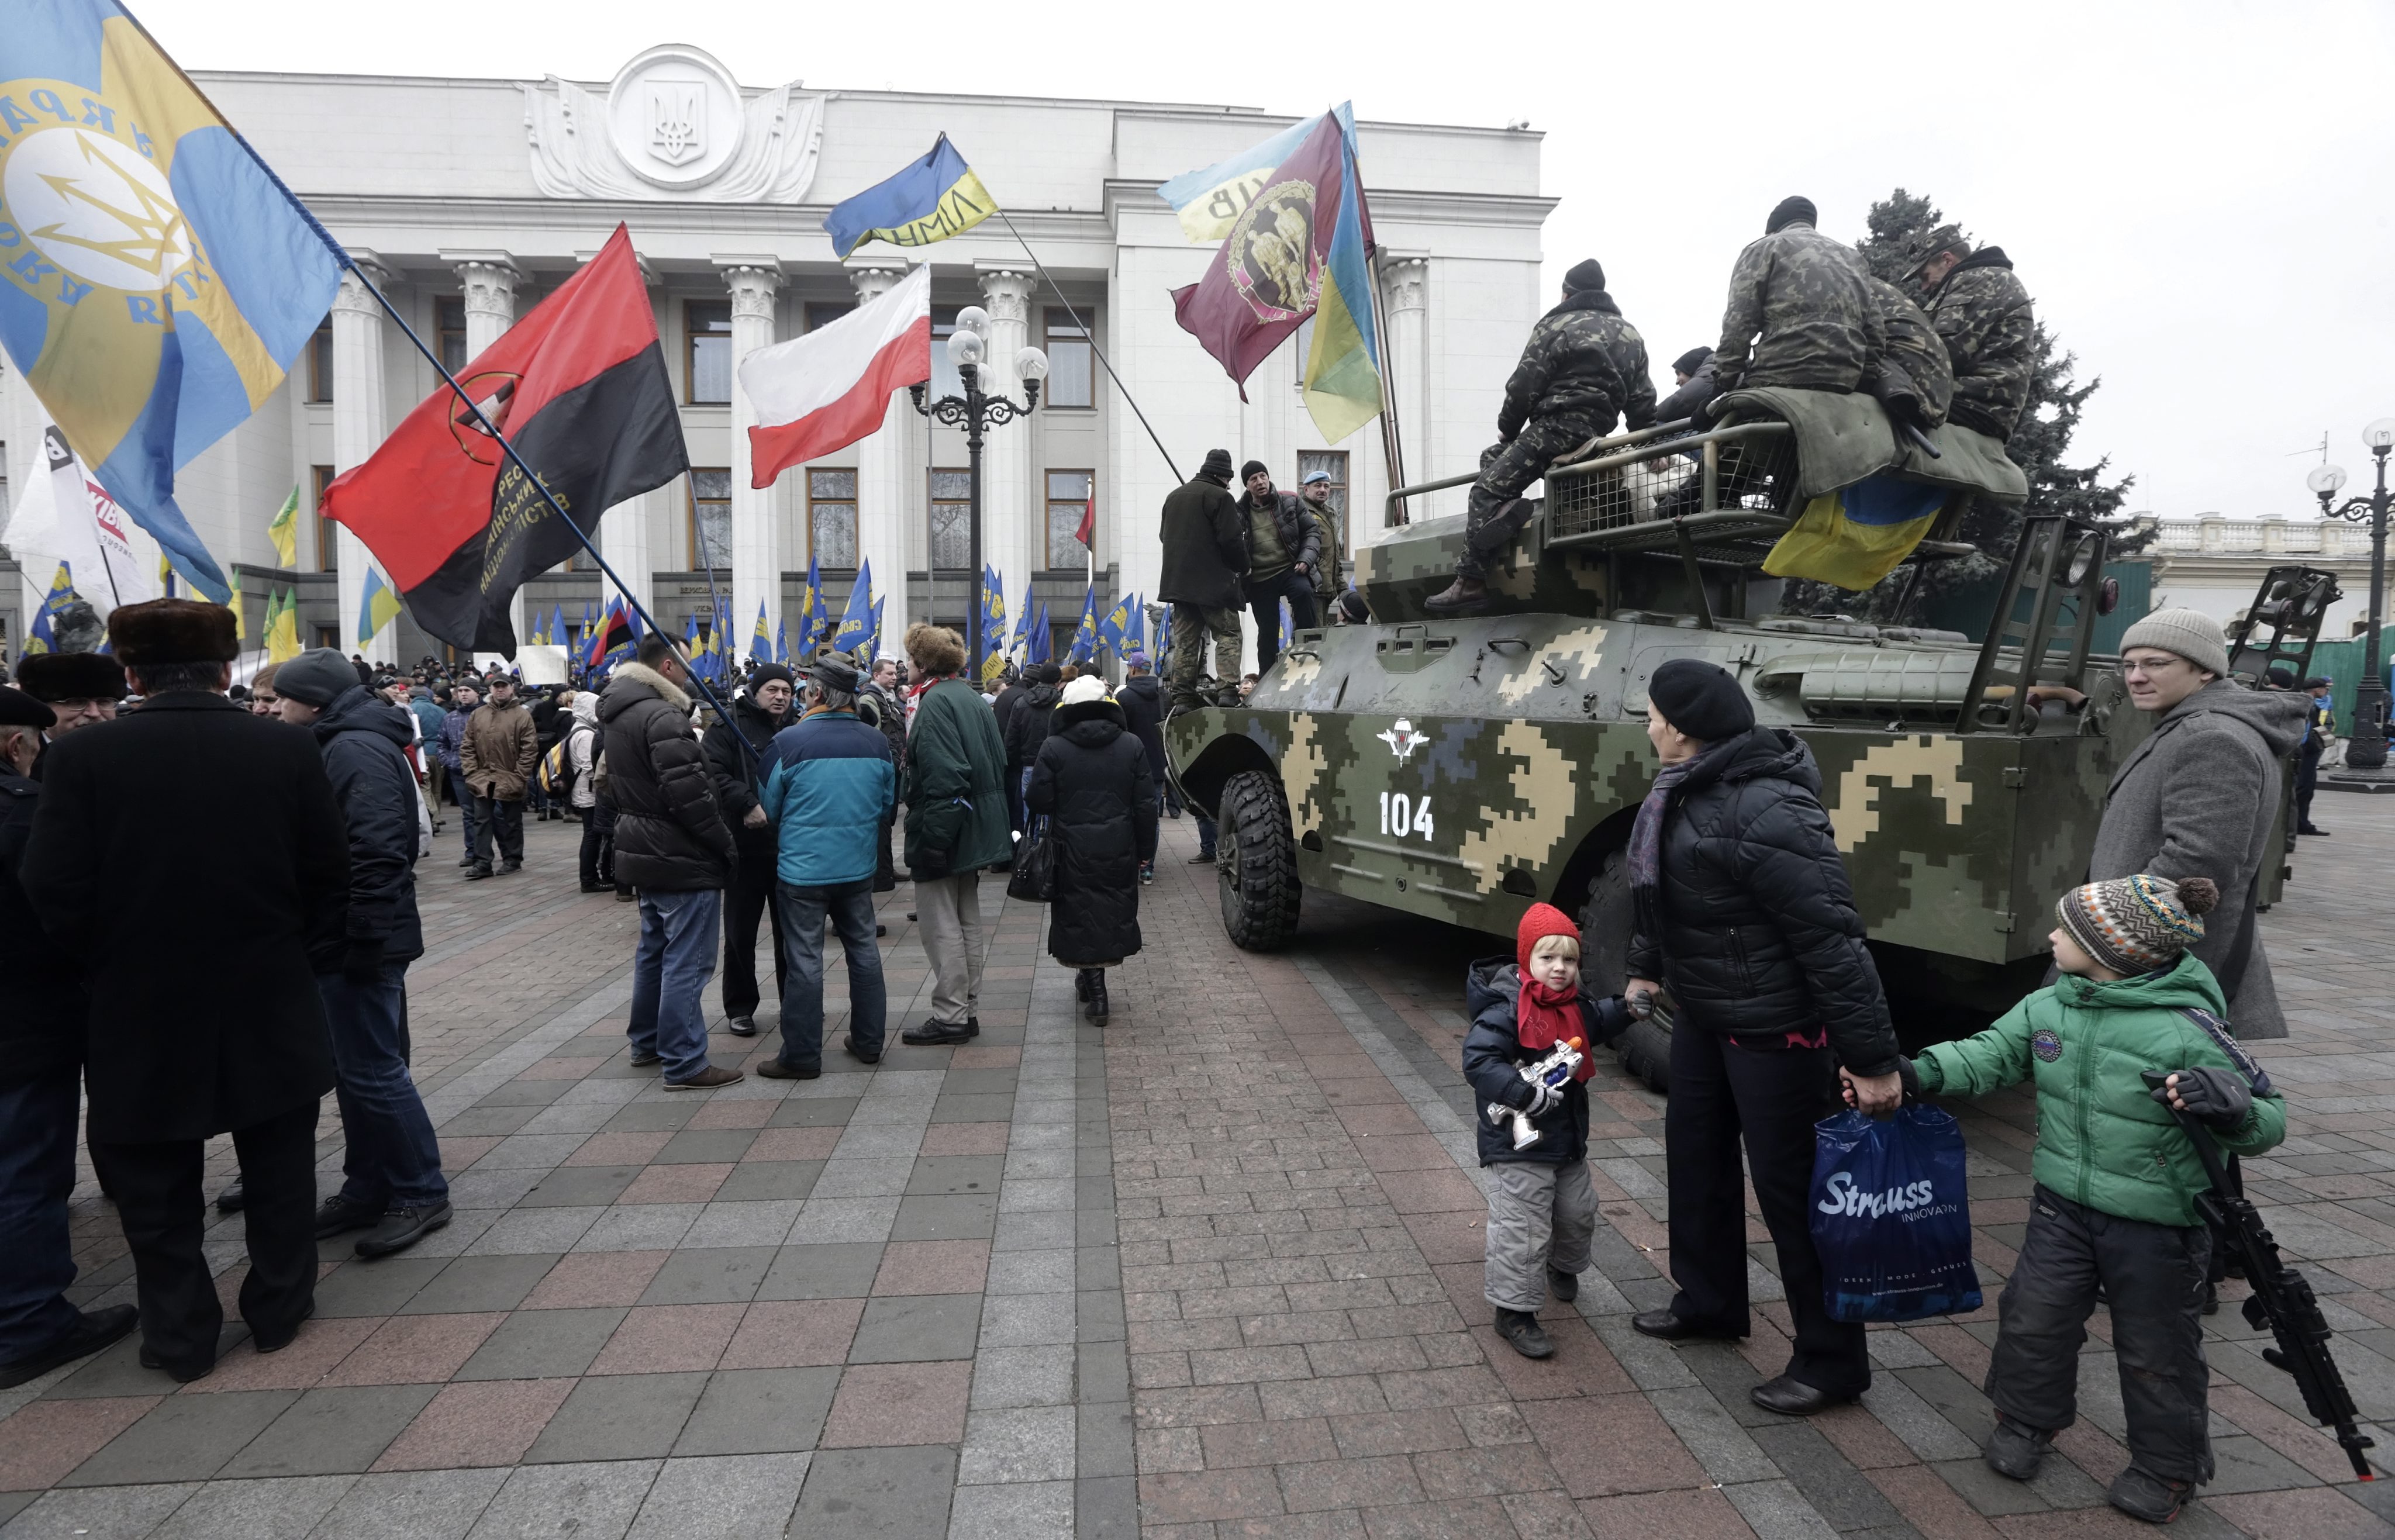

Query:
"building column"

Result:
[[595, 250, 659, 629], [719, 260, 783, 654], [332, 257, 392, 667], [450, 254, 524, 644], [1381, 255, 1430, 519], [975, 265, 1038, 614], [851, 260, 914, 652]]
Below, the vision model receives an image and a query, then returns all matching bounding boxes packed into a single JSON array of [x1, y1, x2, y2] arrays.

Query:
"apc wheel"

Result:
[[1217, 769, 1302, 951], [1578, 844, 1670, 1095]]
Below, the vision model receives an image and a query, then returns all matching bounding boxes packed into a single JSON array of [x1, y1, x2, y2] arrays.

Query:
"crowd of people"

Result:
[[0, 596, 1169, 1392]]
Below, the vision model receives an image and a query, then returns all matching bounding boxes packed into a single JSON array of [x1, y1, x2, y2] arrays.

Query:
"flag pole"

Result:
[[337, 262, 760, 764], [993, 210, 1182, 485]]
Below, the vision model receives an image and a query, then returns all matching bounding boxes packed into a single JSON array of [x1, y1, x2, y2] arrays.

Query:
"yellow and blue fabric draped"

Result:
[[358, 564, 401, 645], [823, 134, 994, 259], [1158, 115, 1317, 245], [0, 1, 344, 603], [1301, 108, 1383, 447], [1762, 473, 1951, 592]]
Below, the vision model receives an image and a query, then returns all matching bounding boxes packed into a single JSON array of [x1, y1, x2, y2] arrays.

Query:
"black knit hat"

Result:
[[1240, 459, 1269, 482], [1562, 258, 1605, 293], [1648, 658, 1754, 742], [1671, 347, 1713, 378], [1201, 448, 1233, 479], [1766, 195, 1817, 233], [748, 662, 795, 690]]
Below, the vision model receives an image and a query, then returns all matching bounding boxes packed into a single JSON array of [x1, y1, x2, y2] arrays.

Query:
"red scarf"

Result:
[[1516, 976, 1596, 1082]]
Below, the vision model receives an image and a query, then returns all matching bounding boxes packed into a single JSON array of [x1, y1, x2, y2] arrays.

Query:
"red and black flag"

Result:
[[324, 227, 686, 654]]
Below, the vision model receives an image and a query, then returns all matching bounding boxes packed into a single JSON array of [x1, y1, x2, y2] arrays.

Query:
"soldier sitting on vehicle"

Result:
[[1704, 196, 1885, 399], [1862, 274, 1954, 437], [1908, 225, 2035, 442], [1427, 258, 1654, 614]]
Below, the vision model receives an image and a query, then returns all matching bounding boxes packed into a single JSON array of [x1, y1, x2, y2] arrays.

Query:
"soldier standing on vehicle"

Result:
[[1159, 448, 1248, 709], [1908, 226, 2035, 442], [1703, 196, 1885, 400], [1427, 258, 1654, 614], [1235, 460, 1323, 674]]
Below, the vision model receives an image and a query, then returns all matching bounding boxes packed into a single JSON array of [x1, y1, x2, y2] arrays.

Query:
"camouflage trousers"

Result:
[[1165, 603, 1242, 709], [1461, 413, 1597, 576]]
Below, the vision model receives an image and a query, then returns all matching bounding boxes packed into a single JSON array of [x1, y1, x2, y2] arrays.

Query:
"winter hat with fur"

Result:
[[2057, 873, 2218, 975], [16, 650, 125, 703], [108, 598, 237, 668]]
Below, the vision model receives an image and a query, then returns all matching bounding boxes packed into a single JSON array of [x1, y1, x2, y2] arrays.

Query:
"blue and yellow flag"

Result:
[[800, 556, 826, 655], [833, 560, 874, 657], [823, 134, 995, 258], [1122, 596, 1145, 654], [0, 3, 346, 602], [1027, 601, 1051, 665], [1069, 585, 1099, 664], [774, 618, 788, 666], [978, 567, 1006, 684], [1158, 115, 1321, 245], [1008, 600, 1031, 664], [751, 600, 772, 665], [1761, 475, 1951, 592], [868, 596, 884, 659], [358, 565, 401, 646], [1097, 592, 1134, 657], [22, 562, 77, 656]]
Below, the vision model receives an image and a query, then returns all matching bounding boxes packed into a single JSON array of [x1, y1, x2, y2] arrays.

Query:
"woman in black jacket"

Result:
[[1025, 676, 1157, 1024], [1620, 658, 1903, 1417]]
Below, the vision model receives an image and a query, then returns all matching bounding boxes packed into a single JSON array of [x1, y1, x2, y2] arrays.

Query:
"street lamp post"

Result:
[[2310, 416, 2395, 771], [912, 308, 1045, 680]]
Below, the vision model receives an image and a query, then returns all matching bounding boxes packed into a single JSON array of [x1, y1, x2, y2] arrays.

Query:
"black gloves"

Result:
[[342, 938, 386, 986], [913, 847, 951, 879], [2155, 1066, 2252, 1130]]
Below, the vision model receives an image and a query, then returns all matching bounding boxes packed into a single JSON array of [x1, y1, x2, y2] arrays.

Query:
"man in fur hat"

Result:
[[20, 600, 347, 1382], [15, 649, 126, 750]]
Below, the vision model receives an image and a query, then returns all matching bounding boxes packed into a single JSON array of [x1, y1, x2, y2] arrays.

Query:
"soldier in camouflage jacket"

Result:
[[1428, 259, 1654, 613], [1920, 242, 2035, 442], [1705, 198, 1885, 396], [1863, 275, 1953, 430]]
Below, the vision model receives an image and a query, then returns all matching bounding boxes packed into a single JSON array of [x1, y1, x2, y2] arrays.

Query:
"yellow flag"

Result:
[[230, 568, 245, 642], [268, 485, 299, 568]]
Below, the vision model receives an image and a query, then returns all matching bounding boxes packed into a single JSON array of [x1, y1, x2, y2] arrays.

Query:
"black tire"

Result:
[[1577, 844, 1670, 1094], [1218, 768, 1302, 950]]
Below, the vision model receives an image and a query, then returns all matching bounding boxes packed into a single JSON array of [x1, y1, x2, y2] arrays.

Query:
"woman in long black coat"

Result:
[[1026, 676, 1157, 1024]]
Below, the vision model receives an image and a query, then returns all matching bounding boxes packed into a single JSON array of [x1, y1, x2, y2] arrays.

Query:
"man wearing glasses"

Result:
[[13, 652, 125, 761]]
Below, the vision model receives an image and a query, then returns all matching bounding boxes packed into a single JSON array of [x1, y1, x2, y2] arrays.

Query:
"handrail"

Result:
[[1543, 419, 1792, 483], [1382, 469, 1479, 529], [1379, 418, 1790, 530]]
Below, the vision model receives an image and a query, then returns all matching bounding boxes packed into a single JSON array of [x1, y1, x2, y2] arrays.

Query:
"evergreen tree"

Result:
[[1786, 189, 2139, 621]]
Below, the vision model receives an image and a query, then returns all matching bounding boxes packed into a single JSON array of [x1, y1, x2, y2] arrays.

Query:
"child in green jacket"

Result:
[[1896, 872, 2284, 1525]]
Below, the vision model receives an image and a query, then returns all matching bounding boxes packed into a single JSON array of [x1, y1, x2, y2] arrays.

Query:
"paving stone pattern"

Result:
[[4, 800, 2394, 1538]]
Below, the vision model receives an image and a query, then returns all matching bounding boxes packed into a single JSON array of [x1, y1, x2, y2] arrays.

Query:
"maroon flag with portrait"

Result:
[[1169, 112, 1364, 400]]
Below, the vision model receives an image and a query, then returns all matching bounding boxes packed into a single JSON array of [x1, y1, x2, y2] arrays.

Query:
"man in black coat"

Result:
[[1235, 460, 1324, 674], [601, 636, 741, 1089], [22, 600, 346, 1382], [1005, 662, 1064, 820], [703, 664, 795, 1037], [0, 686, 137, 1388], [271, 650, 449, 1260], [1620, 658, 1902, 1417], [1158, 448, 1248, 710], [1114, 654, 1173, 861], [989, 665, 1029, 833]]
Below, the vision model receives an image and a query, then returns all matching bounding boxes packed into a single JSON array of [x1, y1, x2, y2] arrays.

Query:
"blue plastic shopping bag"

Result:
[[1810, 1106, 1983, 1323]]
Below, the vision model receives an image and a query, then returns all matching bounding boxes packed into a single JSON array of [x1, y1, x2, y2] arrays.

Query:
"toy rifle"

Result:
[[2143, 1070, 2376, 1480], [1485, 1037, 1585, 1153]]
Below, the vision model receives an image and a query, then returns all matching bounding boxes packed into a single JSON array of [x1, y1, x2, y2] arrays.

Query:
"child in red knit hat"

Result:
[[1461, 902, 1631, 1359]]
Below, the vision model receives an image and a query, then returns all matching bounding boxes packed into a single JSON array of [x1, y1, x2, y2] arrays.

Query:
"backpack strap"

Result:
[[2177, 1006, 2275, 1099]]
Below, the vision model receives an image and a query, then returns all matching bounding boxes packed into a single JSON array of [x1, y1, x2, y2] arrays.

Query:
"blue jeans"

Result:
[[317, 965, 448, 1210], [775, 878, 886, 1069], [0, 1069, 82, 1361], [631, 888, 723, 1082], [1197, 813, 1218, 858]]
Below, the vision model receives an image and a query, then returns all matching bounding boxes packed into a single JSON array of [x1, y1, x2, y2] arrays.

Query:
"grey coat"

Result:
[[2087, 679, 2306, 1038]]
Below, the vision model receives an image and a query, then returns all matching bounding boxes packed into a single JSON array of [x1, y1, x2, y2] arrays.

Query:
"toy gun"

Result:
[[1485, 1037, 1585, 1152], [2143, 1070, 2376, 1480]]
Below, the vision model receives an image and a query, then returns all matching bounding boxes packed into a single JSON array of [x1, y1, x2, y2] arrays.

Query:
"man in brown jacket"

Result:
[[460, 675, 537, 879]]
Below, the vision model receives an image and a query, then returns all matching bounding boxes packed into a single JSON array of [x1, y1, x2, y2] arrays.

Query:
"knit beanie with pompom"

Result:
[[2057, 873, 2218, 975]]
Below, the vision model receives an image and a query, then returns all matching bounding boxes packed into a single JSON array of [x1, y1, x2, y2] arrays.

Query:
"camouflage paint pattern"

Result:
[[1927, 254, 2036, 441], [1706, 223, 1887, 395], [1169, 587, 2149, 979]]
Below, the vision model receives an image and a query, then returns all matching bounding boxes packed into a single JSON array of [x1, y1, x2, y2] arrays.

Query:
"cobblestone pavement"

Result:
[[4, 797, 2394, 1538]]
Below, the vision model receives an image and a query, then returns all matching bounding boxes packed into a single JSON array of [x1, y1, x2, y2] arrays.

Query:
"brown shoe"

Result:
[[1424, 575, 1489, 613], [664, 1064, 744, 1090]]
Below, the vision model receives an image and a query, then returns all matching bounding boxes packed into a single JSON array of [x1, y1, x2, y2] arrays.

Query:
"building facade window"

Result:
[[315, 624, 339, 651], [809, 469, 858, 568], [1296, 450, 1349, 558], [686, 300, 732, 404], [688, 468, 731, 568], [313, 464, 336, 571], [436, 295, 467, 375], [805, 301, 855, 332], [1042, 309, 1093, 408], [307, 319, 333, 403], [1046, 469, 1093, 570], [929, 468, 971, 571]]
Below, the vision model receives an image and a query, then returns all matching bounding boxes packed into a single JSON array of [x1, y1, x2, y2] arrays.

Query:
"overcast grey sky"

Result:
[[147, 0, 2395, 522]]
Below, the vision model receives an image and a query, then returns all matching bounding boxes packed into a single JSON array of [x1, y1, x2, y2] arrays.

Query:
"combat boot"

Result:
[[1424, 575, 1489, 614]]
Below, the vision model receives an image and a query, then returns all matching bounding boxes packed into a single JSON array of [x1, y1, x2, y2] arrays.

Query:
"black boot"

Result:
[[1086, 971, 1110, 1025], [1424, 574, 1490, 614], [1075, 969, 1090, 1003], [1493, 1307, 1552, 1359]]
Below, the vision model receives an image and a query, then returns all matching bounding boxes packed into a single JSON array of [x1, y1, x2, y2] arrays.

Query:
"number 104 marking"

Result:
[[1378, 792, 1435, 840]]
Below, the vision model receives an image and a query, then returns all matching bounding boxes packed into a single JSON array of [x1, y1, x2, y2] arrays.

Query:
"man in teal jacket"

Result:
[[899, 623, 1012, 1046], [1896, 872, 2284, 1525], [755, 654, 895, 1078]]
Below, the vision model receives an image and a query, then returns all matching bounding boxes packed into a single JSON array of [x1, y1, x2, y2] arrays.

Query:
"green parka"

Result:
[[903, 676, 1013, 874], [1913, 954, 2284, 1229]]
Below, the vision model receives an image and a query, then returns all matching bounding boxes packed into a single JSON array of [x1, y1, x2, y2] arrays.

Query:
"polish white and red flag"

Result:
[[741, 264, 931, 488]]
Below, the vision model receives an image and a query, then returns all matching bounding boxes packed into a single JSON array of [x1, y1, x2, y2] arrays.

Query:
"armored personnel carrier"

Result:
[[1165, 398, 2331, 1085]]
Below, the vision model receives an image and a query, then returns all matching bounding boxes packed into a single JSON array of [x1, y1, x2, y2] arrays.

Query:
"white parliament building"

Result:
[[0, 45, 1555, 669]]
